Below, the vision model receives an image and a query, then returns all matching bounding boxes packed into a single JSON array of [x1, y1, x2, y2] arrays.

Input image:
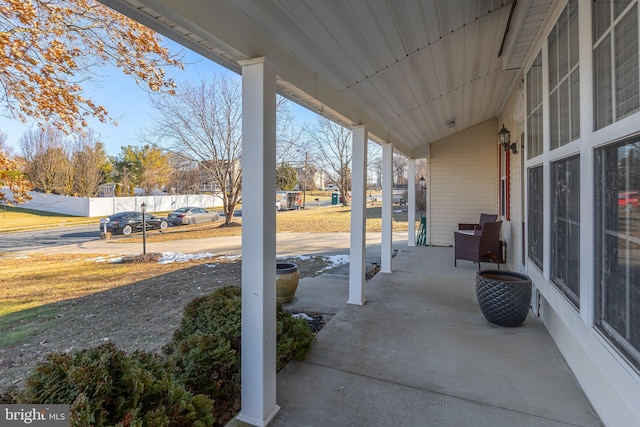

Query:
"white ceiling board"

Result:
[[400, 1, 430, 50], [99, 0, 555, 157], [367, 1, 408, 61]]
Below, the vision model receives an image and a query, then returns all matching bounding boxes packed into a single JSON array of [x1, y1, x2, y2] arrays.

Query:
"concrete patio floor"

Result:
[[251, 245, 603, 427]]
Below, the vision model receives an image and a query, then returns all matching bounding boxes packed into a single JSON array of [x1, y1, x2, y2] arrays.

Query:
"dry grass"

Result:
[[0, 202, 411, 332], [0, 254, 215, 318], [0, 207, 95, 232], [128, 203, 410, 243]]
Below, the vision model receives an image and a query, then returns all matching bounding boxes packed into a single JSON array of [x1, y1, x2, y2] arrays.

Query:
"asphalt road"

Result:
[[0, 224, 102, 253], [3, 224, 409, 258]]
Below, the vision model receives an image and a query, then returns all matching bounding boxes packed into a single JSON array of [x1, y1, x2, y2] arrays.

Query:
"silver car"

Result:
[[168, 207, 221, 225]]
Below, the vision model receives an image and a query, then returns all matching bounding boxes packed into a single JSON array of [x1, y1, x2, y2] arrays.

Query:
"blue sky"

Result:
[[1, 38, 317, 156]]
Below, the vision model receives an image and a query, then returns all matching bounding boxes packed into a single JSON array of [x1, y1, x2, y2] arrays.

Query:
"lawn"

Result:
[[0, 206, 95, 232], [110, 202, 411, 243], [0, 253, 214, 347], [0, 202, 413, 346]]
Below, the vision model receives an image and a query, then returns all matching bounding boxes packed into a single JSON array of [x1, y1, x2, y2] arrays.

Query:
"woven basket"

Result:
[[476, 270, 532, 327]]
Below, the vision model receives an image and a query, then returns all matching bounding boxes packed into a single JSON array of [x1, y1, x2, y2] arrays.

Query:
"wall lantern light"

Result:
[[498, 123, 518, 155]]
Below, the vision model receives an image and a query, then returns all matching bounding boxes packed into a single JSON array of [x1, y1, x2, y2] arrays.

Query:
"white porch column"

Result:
[[349, 125, 367, 305], [237, 57, 279, 427], [381, 142, 393, 273], [407, 159, 416, 247]]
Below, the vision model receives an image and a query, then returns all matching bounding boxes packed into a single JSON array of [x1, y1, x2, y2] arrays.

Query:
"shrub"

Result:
[[13, 286, 315, 427], [276, 308, 314, 371], [166, 286, 313, 371], [18, 343, 216, 427], [172, 333, 240, 421], [165, 286, 314, 423], [165, 286, 242, 355]]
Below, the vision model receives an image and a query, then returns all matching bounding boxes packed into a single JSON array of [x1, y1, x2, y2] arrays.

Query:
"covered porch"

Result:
[[252, 246, 601, 426], [97, 1, 640, 425]]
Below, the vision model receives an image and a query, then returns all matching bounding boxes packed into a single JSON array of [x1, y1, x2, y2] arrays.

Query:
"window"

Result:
[[594, 135, 640, 369], [528, 166, 544, 269], [593, 1, 639, 130], [551, 156, 581, 307], [549, 0, 580, 149], [527, 53, 543, 158]]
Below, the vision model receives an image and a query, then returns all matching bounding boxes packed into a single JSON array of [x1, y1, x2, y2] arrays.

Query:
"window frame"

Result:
[[593, 0, 640, 130], [527, 165, 544, 270], [550, 154, 581, 308], [548, 0, 581, 149], [594, 134, 640, 370]]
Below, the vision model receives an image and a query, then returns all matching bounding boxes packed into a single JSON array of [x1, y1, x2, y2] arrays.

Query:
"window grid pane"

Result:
[[569, 0, 579, 68], [594, 137, 640, 370], [548, 0, 579, 149], [527, 53, 544, 158], [551, 156, 581, 308], [593, 0, 639, 130], [614, 4, 639, 119], [594, 34, 613, 129], [570, 69, 581, 139], [615, 0, 634, 18], [549, 26, 559, 89], [558, 7, 569, 77], [550, 89, 559, 149], [593, 0, 611, 42], [528, 166, 544, 269], [559, 79, 571, 144]]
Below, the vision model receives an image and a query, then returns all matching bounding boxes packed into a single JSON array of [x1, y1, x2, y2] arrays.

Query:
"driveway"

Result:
[[15, 232, 409, 257]]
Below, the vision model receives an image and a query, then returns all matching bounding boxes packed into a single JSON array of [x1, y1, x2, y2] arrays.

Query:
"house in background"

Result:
[[100, 0, 640, 425]]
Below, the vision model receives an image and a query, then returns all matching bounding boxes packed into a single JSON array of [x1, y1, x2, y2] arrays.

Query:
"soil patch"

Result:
[[0, 255, 332, 394]]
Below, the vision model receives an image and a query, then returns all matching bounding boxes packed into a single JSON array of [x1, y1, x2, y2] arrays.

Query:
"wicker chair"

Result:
[[454, 221, 503, 269], [458, 213, 498, 231]]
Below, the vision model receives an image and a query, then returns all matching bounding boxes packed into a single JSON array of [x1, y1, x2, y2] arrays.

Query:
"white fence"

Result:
[[14, 191, 225, 217]]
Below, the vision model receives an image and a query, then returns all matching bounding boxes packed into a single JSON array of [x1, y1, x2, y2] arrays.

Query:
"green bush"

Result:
[[165, 286, 313, 372], [165, 286, 242, 355], [18, 343, 216, 427], [12, 286, 315, 427], [276, 308, 314, 371], [165, 286, 314, 423]]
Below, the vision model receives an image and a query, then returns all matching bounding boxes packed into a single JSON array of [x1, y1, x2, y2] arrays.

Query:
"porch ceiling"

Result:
[[100, 0, 555, 158]]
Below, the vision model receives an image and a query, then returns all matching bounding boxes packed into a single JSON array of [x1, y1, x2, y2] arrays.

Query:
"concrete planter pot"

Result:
[[475, 270, 532, 327], [276, 262, 300, 303]]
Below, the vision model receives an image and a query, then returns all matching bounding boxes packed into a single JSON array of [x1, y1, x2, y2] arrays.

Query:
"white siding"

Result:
[[428, 119, 499, 246]]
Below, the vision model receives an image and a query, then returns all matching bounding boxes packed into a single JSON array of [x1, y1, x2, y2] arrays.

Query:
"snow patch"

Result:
[[216, 255, 242, 262], [319, 254, 350, 271], [158, 252, 217, 264]]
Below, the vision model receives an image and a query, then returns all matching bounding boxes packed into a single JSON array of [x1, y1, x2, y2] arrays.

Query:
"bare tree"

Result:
[[393, 153, 408, 186], [71, 129, 108, 197], [276, 100, 307, 165], [308, 117, 352, 205], [0, 132, 12, 156], [20, 127, 71, 194], [146, 75, 243, 223], [367, 142, 382, 189], [167, 153, 201, 194]]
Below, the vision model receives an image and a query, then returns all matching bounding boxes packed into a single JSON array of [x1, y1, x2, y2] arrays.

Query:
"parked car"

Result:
[[99, 211, 168, 235], [325, 184, 338, 191], [168, 206, 221, 225], [618, 191, 639, 209]]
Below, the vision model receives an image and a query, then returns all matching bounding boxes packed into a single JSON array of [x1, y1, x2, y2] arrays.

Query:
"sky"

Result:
[[1, 38, 318, 157]]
